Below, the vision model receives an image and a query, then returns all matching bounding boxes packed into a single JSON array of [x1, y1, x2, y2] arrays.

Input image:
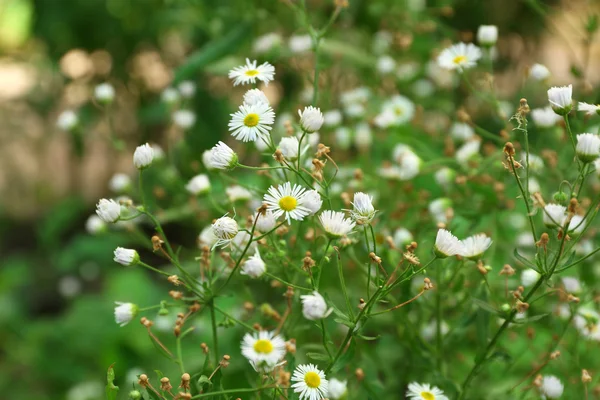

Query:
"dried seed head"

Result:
[[220, 355, 231, 368], [568, 198, 578, 214], [316, 143, 331, 158], [536, 233, 549, 248], [138, 374, 149, 387], [180, 373, 191, 390], [503, 142, 515, 157], [285, 338, 297, 354], [567, 294, 580, 303], [200, 343, 209, 354], [273, 149, 285, 163], [189, 303, 201, 312], [175, 393, 192, 400], [516, 300, 529, 313], [582, 369, 592, 383], [500, 264, 515, 276], [355, 368, 365, 381], [312, 158, 326, 172], [168, 275, 182, 286], [169, 290, 183, 300], [423, 278, 433, 290], [533, 374, 543, 387], [152, 235, 164, 251], [403, 252, 420, 265], [549, 350, 561, 360], [354, 168, 364, 181], [160, 377, 172, 392]]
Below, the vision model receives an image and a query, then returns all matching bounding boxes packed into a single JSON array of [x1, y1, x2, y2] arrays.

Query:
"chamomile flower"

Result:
[[477, 25, 498, 46], [578, 102, 600, 116], [172, 109, 196, 129], [406, 382, 448, 400], [198, 226, 217, 248], [459, 234, 492, 260], [375, 95, 415, 128], [323, 109, 343, 126], [96, 199, 121, 223], [57, 110, 78, 131], [228, 58, 275, 86], [576, 133, 600, 163], [133, 143, 154, 169], [211, 216, 239, 249], [355, 122, 373, 150], [548, 84, 573, 115], [210, 141, 238, 170], [241, 331, 286, 372], [434, 229, 463, 258], [85, 215, 106, 234], [574, 308, 600, 341], [349, 192, 377, 224], [437, 42, 482, 71], [240, 250, 266, 278], [531, 106, 561, 128], [108, 173, 131, 193], [540, 375, 564, 399], [229, 103, 275, 142], [291, 365, 328, 400], [568, 214, 585, 235], [263, 182, 310, 223], [543, 204, 566, 228], [393, 144, 421, 180], [289, 34, 313, 53], [393, 228, 413, 248], [253, 32, 283, 54], [319, 210, 356, 238]]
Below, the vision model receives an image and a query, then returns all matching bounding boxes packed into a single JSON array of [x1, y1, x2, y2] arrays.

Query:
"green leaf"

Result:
[[472, 298, 501, 316], [357, 334, 380, 341], [334, 317, 354, 328], [331, 339, 355, 373], [512, 313, 549, 324], [306, 352, 331, 361], [105, 363, 119, 400], [513, 248, 537, 270]]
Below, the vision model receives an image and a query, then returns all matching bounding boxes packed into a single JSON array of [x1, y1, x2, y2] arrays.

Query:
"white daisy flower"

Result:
[[543, 204, 566, 228], [263, 182, 310, 223], [278, 136, 300, 161], [327, 378, 347, 400], [300, 291, 333, 320], [406, 382, 448, 400], [210, 141, 238, 170], [349, 192, 377, 224], [114, 302, 138, 326], [477, 25, 498, 46], [211, 216, 239, 249], [455, 140, 481, 166], [576, 133, 600, 163], [421, 320, 449, 342], [340, 87, 371, 105], [524, 153, 544, 173], [94, 82, 115, 103], [96, 199, 121, 223], [253, 32, 283, 54], [229, 103, 275, 142], [226, 185, 252, 203], [578, 102, 600, 116], [319, 210, 356, 238], [299, 106, 324, 133], [574, 308, 600, 341], [177, 81, 196, 98], [289, 34, 312, 53], [186, 174, 211, 195], [323, 109, 343, 126], [241, 250, 266, 278], [57, 110, 78, 131], [547, 84, 573, 115], [113, 247, 139, 266], [434, 229, 463, 258], [85, 215, 106, 234], [375, 95, 415, 128], [291, 364, 329, 400], [531, 106, 562, 128], [108, 173, 131, 193], [393, 144, 421, 180], [303, 190, 323, 216], [241, 330, 286, 372], [133, 143, 154, 169], [243, 88, 269, 106], [231, 230, 257, 255], [450, 122, 475, 142], [437, 42, 482, 71], [344, 102, 366, 118], [459, 233, 492, 260], [521, 268, 540, 287], [228, 58, 275, 86], [393, 228, 413, 248], [172, 109, 196, 129], [529, 63, 550, 81], [255, 210, 277, 233], [540, 375, 564, 399]]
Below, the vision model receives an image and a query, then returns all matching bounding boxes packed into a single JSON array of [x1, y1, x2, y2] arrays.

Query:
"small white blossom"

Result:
[[229, 102, 275, 142], [450, 122, 475, 142], [562, 276, 581, 293], [531, 106, 561, 128], [243, 88, 270, 106], [437, 42, 482, 71], [393, 228, 413, 248], [327, 378, 348, 400], [291, 364, 329, 400], [96, 199, 121, 223], [455, 140, 481, 166], [406, 382, 448, 400], [226, 185, 252, 203], [172, 109, 196, 129], [57, 110, 79, 131], [114, 302, 138, 326], [241, 250, 266, 278], [349, 192, 376, 224], [477, 25, 498, 46], [300, 291, 332, 320], [211, 216, 240, 249], [185, 174, 211, 195], [278, 136, 300, 161], [228, 58, 275, 86], [210, 141, 238, 170], [543, 204, 566, 228], [576, 133, 600, 163], [253, 32, 283, 54], [319, 210, 356, 238], [547, 84, 573, 115], [434, 229, 463, 258], [255, 210, 277, 233], [299, 106, 324, 133], [540, 375, 564, 399], [434, 167, 456, 189], [85, 215, 106, 234], [133, 143, 154, 169], [108, 173, 131, 193], [177, 81, 196, 98], [460, 234, 492, 260], [289, 34, 312, 53], [241, 330, 286, 373], [198, 225, 217, 248], [323, 109, 343, 126], [335, 127, 352, 150], [354, 122, 373, 150], [94, 83, 115, 103], [376, 55, 396, 74], [521, 268, 540, 287], [529, 63, 550, 81], [161, 87, 180, 104], [578, 102, 600, 116], [303, 190, 323, 216], [113, 247, 139, 266]]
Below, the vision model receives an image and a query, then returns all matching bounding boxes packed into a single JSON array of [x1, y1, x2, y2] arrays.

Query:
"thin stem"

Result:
[[320, 319, 333, 360], [563, 115, 582, 169], [191, 386, 276, 399], [335, 247, 354, 319], [436, 263, 443, 370], [508, 154, 537, 242], [209, 301, 219, 366], [315, 239, 333, 289], [214, 304, 258, 332], [264, 272, 313, 291]]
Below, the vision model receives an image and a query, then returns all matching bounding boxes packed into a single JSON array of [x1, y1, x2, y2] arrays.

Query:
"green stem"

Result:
[[436, 263, 443, 370], [214, 304, 257, 332], [320, 319, 333, 360], [191, 386, 276, 399], [563, 115, 582, 169], [264, 272, 312, 291], [315, 239, 333, 289], [335, 248, 354, 319], [209, 301, 219, 366]]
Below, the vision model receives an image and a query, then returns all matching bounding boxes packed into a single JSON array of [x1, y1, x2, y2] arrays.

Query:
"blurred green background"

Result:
[[0, 0, 594, 399]]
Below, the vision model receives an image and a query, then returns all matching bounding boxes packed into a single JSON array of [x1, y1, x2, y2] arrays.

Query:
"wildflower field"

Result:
[[2, 0, 600, 399]]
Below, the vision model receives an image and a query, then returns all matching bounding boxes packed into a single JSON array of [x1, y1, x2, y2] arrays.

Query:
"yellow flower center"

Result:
[[278, 196, 297, 212], [453, 55, 467, 64], [421, 392, 435, 400], [394, 106, 403, 116], [245, 69, 259, 76], [253, 339, 273, 354], [304, 371, 321, 389], [244, 113, 260, 127]]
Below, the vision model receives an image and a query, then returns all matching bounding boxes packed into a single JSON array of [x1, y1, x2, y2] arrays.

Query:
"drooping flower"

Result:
[[113, 247, 139, 266], [349, 192, 377, 225], [96, 199, 121, 223], [437, 42, 482, 71], [540, 375, 564, 399], [300, 291, 332, 320], [547, 84, 573, 115], [241, 330, 286, 372], [543, 204, 566, 228], [225, 185, 252, 203], [133, 143, 154, 169], [521, 268, 541, 287], [459, 233, 492, 260], [477, 25, 498, 46], [406, 382, 449, 400], [241, 250, 266, 278], [291, 364, 329, 400], [263, 182, 310, 223], [576, 133, 600, 163], [319, 210, 356, 238], [229, 103, 275, 142], [578, 102, 600, 116], [211, 216, 239, 249], [303, 190, 323, 216], [434, 229, 463, 258], [278, 136, 300, 161], [210, 141, 238, 170], [85, 215, 106, 234], [186, 174, 211, 195], [228, 58, 275, 86], [114, 302, 138, 326], [299, 106, 324, 133]]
